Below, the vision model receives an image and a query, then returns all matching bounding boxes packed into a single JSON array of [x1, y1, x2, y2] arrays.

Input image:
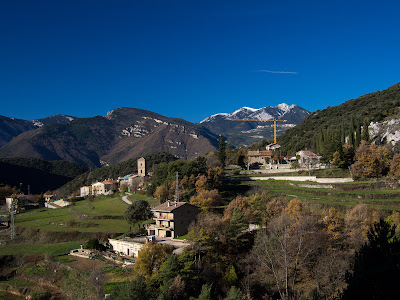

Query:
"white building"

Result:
[[109, 238, 145, 257], [91, 180, 117, 196], [80, 186, 91, 197]]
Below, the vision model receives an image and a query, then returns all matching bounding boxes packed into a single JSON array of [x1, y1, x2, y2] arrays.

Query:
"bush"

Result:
[[30, 291, 52, 300]]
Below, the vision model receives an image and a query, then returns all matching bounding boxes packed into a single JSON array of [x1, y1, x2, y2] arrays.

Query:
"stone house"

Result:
[[146, 201, 199, 238], [247, 150, 273, 166], [296, 150, 321, 168]]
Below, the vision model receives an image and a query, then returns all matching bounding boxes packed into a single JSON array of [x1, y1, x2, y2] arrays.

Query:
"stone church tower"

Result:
[[138, 157, 146, 177]]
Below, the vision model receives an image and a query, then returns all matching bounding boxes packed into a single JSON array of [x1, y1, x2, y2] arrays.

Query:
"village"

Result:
[[1, 146, 329, 261]]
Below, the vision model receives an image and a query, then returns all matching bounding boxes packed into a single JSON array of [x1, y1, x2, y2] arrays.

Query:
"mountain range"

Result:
[[0, 108, 219, 167], [0, 114, 76, 147], [199, 103, 310, 147]]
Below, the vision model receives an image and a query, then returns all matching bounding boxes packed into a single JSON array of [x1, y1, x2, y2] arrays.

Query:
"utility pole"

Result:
[[175, 172, 179, 202], [10, 199, 16, 240]]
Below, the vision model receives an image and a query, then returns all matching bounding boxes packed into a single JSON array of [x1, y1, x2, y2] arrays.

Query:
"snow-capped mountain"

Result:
[[200, 103, 310, 147]]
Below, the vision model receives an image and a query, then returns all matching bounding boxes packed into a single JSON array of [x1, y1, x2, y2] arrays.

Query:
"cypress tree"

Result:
[[362, 118, 370, 142], [341, 122, 346, 144], [355, 122, 362, 149], [349, 117, 355, 146], [217, 134, 226, 167]]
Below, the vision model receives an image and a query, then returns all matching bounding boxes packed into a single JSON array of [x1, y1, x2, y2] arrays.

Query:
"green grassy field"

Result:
[[240, 180, 400, 211], [15, 195, 131, 233], [0, 241, 83, 256], [127, 193, 160, 207]]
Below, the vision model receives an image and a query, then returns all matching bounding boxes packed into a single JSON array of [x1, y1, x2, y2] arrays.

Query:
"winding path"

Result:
[[121, 193, 132, 205]]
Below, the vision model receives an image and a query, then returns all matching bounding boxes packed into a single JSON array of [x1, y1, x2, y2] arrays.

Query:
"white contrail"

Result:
[[256, 70, 297, 74]]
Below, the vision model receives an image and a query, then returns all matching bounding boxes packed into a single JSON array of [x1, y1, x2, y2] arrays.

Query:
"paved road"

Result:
[[121, 193, 132, 205]]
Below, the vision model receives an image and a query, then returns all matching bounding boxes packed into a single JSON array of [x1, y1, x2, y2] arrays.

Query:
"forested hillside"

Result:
[[0, 158, 88, 194], [279, 82, 400, 155]]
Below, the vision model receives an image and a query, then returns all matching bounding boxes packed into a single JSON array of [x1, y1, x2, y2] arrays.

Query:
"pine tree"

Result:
[[342, 219, 400, 299]]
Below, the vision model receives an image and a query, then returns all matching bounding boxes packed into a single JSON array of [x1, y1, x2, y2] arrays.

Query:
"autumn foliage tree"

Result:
[[390, 153, 400, 179], [351, 141, 390, 178], [134, 243, 173, 278], [153, 185, 169, 203], [190, 189, 220, 211]]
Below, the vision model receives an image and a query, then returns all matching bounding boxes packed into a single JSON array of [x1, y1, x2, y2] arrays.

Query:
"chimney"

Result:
[[167, 201, 170, 207]]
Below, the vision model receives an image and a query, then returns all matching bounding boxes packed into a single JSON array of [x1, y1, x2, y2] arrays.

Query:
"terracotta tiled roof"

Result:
[[248, 150, 272, 156], [298, 150, 319, 159], [151, 201, 189, 212]]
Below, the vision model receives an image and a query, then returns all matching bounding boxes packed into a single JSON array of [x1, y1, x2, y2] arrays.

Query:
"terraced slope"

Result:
[[245, 180, 400, 210]]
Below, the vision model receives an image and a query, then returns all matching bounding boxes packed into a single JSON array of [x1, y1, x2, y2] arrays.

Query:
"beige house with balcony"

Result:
[[146, 201, 199, 238]]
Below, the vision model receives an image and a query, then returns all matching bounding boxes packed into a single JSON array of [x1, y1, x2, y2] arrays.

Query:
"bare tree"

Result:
[[252, 214, 322, 299]]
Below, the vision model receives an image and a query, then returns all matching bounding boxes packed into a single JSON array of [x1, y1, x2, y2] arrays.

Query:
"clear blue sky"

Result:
[[1, 0, 400, 122]]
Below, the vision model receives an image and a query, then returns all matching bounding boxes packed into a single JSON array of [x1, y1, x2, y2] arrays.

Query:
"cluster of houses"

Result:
[[80, 157, 146, 197], [247, 143, 321, 169]]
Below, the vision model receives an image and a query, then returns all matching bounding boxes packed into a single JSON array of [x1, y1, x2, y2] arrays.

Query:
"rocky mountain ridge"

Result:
[[200, 103, 310, 147], [0, 108, 219, 167]]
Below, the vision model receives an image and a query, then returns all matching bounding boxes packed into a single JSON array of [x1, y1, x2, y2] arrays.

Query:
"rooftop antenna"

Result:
[[175, 172, 179, 202]]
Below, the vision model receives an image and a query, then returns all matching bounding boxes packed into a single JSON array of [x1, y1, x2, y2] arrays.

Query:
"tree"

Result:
[[190, 189, 220, 211], [321, 207, 344, 239], [390, 153, 400, 179], [134, 243, 172, 278], [332, 144, 355, 169], [362, 118, 370, 142], [227, 208, 249, 251], [191, 283, 213, 300], [124, 200, 153, 226], [110, 276, 150, 300], [252, 214, 322, 299], [85, 238, 105, 251], [224, 286, 243, 300], [154, 185, 169, 203], [218, 135, 226, 167], [38, 193, 45, 207], [342, 219, 400, 299], [351, 141, 390, 178]]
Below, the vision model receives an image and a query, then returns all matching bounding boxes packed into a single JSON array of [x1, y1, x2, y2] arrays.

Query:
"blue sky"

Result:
[[1, 0, 400, 123]]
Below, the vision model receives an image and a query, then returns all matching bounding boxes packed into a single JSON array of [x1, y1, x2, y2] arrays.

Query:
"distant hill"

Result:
[[200, 103, 310, 147], [0, 116, 37, 147], [0, 114, 76, 147], [0, 108, 219, 167], [0, 157, 88, 194], [278, 82, 400, 155]]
